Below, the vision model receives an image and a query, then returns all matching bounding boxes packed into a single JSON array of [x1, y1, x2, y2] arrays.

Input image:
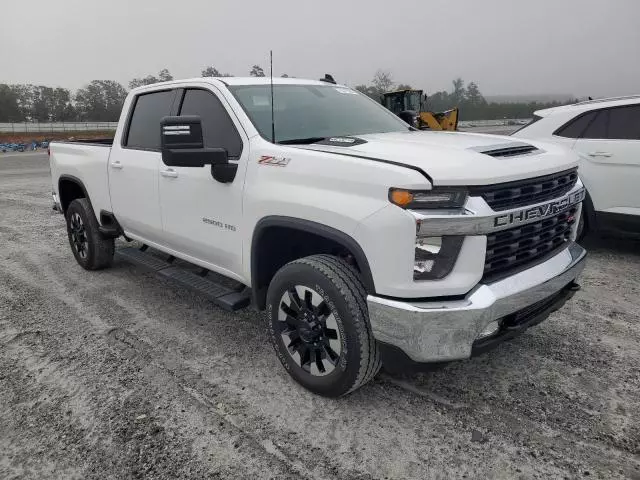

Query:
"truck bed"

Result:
[[53, 137, 114, 147], [50, 140, 113, 219]]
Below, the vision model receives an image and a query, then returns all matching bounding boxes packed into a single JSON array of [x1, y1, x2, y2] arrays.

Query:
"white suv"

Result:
[[512, 96, 640, 238]]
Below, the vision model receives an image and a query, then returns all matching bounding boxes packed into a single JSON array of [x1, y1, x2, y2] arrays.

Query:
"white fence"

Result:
[[0, 122, 118, 133], [0, 118, 531, 134]]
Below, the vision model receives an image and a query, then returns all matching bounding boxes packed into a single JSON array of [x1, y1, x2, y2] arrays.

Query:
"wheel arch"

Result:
[[251, 216, 375, 310], [58, 174, 91, 214]]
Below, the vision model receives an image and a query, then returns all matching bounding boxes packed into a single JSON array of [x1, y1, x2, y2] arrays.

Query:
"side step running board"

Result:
[[115, 246, 251, 311]]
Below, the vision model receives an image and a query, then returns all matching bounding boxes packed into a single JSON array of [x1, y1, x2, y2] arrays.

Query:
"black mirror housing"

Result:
[[161, 115, 204, 150]]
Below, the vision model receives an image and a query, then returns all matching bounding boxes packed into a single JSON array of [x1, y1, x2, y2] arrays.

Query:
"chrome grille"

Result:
[[471, 168, 579, 211], [483, 206, 578, 282]]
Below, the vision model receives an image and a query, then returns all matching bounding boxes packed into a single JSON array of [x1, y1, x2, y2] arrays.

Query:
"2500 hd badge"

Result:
[[494, 189, 585, 227]]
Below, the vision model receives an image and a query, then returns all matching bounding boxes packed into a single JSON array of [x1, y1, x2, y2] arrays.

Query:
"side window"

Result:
[[607, 105, 640, 140], [125, 90, 175, 149], [582, 110, 609, 139], [555, 111, 596, 138], [179, 89, 243, 158]]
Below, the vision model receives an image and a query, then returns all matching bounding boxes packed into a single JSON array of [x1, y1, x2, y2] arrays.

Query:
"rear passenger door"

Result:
[[573, 105, 640, 215], [109, 89, 177, 241], [158, 86, 248, 278]]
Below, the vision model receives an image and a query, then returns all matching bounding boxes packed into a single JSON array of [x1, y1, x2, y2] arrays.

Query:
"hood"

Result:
[[299, 130, 579, 186]]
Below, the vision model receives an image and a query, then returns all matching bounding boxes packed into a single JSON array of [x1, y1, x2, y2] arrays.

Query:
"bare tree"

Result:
[[372, 70, 394, 93], [451, 77, 465, 104]]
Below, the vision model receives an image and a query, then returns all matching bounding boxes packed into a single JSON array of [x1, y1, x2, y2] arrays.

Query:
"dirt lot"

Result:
[[1, 152, 639, 479]]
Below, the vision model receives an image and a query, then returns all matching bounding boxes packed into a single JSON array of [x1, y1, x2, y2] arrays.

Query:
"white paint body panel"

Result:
[[50, 77, 582, 298], [513, 97, 640, 218]]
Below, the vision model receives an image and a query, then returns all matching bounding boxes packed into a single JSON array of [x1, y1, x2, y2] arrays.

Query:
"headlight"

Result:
[[389, 188, 467, 209], [414, 236, 464, 280]]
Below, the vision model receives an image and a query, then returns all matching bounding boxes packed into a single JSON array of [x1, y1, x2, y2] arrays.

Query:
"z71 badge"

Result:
[[258, 155, 290, 167]]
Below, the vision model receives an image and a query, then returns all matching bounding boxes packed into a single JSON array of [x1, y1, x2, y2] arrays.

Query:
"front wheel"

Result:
[[266, 254, 381, 397]]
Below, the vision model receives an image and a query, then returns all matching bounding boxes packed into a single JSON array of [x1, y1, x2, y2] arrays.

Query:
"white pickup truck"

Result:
[[50, 77, 587, 397]]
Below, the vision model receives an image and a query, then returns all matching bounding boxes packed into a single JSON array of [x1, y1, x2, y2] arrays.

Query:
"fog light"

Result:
[[413, 236, 464, 280], [477, 321, 501, 339]]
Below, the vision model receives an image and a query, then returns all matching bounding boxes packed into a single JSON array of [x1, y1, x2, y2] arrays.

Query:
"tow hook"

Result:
[[568, 281, 581, 292]]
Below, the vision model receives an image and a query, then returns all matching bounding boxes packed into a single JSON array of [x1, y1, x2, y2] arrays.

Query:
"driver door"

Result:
[[158, 86, 248, 277]]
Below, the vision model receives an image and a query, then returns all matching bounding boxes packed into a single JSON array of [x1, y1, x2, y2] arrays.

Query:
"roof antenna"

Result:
[[270, 50, 276, 143]]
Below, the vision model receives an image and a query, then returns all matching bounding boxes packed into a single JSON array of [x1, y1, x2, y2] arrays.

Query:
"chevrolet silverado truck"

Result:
[[50, 77, 587, 397]]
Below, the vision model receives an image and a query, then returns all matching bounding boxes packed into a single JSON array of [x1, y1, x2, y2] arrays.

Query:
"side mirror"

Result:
[[160, 116, 228, 168]]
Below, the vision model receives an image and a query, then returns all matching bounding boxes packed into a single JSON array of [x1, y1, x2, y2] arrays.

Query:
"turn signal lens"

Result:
[[389, 189, 414, 207]]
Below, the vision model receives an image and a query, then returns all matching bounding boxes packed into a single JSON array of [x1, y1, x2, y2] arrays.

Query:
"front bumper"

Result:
[[367, 242, 586, 363]]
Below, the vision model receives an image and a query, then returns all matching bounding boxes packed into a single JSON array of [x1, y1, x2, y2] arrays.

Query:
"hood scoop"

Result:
[[471, 141, 540, 158]]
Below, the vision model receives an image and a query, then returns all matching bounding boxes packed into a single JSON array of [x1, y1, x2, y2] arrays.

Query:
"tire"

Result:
[[266, 254, 381, 397], [65, 198, 114, 270]]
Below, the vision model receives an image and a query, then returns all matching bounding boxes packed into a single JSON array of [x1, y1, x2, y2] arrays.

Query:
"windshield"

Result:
[[228, 84, 409, 143]]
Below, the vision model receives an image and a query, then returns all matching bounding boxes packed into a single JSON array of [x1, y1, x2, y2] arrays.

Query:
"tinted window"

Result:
[[582, 110, 608, 139], [555, 111, 596, 138], [126, 90, 175, 149], [179, 89, 243, 158], [608, 105, 640, 140]]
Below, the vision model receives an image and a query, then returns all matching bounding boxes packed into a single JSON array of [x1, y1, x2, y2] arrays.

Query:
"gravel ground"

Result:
[[1, 152, 639, 480]]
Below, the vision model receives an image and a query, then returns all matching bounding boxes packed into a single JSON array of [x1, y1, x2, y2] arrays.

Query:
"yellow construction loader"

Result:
[[381, 89, 459, 131]]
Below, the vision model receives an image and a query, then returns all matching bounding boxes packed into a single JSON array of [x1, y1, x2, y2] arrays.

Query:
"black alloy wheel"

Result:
[[277, 285, 343, 376]]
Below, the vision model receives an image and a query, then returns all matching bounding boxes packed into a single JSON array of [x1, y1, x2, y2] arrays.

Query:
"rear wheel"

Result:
[[65, 198, 114, 270], [266, 254, 381, 397]]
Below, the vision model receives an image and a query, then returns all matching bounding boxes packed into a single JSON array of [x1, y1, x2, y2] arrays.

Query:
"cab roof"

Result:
[[130, 76, 348, 94]]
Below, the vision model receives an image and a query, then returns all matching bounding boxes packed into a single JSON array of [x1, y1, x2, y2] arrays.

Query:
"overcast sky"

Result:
[[2, 0, 639, 97]]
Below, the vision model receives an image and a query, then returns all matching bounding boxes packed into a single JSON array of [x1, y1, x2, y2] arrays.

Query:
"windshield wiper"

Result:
[[277, 137, 327, 145]]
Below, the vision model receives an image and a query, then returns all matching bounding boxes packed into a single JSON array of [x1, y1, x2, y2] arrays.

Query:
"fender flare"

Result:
[[251, 216, 376, 308], [58, 174, 91, 213]]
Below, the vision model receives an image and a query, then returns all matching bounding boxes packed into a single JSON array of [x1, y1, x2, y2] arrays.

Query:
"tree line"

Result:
[[355, 70, 577, 121], [0, 66, 575, 123]]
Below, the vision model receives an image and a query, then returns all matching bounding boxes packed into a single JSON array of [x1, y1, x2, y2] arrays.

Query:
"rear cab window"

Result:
[[124, 90, 176, 150]]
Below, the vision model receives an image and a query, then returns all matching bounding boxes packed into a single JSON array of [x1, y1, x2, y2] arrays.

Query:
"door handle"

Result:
[[110, 161, 123, 169], [160, 168, 179, 178], [588, 152, 612, 158]]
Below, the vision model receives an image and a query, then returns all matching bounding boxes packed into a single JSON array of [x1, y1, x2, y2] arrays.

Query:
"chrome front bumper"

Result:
[[367, 242, 587, 363]]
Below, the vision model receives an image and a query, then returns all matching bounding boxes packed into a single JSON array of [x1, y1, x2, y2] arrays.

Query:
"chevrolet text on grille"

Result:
[[494, 190, 585, 227], [414, 187, 586, 236]]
